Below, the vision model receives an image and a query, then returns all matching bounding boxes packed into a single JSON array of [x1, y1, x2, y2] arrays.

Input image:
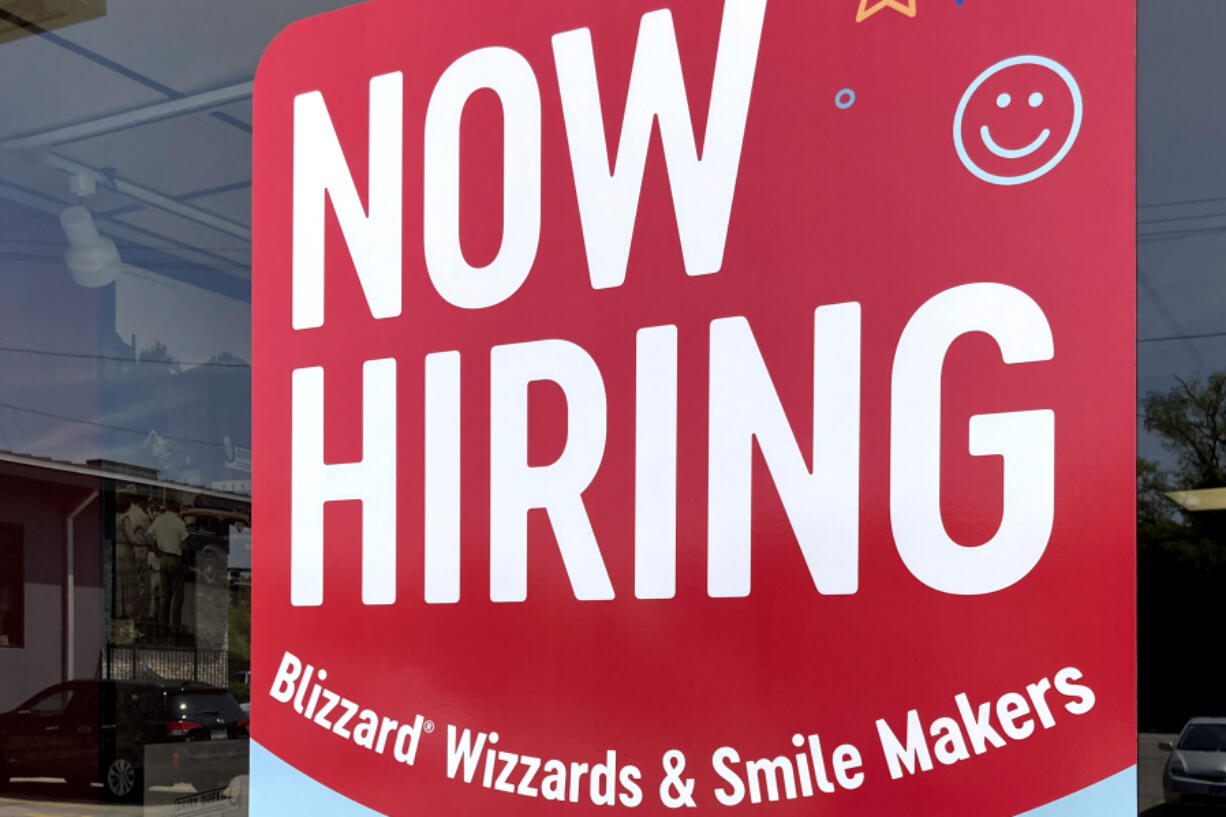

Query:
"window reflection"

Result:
[[0, 0, 1217, 813], [0, 0, 357, 811], [1138, 1, 1226, 812]]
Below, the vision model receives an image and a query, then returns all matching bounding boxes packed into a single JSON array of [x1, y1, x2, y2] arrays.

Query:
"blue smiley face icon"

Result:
[[954, 55, 1083, 186]]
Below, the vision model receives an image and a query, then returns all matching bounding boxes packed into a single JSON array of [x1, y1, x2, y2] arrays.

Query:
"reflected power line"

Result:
[[1139, 330, 1226, 345], [0, 344, 249, 369], [0, 399, 223, 448]]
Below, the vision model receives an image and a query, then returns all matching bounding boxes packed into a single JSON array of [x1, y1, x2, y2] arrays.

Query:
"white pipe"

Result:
[[64, 490, 98, 682], [44, 153, 252, 241], [0, 82, 253, 152]]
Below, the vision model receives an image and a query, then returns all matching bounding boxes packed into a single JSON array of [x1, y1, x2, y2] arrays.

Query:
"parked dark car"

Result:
[[0, 679, 249, 802]]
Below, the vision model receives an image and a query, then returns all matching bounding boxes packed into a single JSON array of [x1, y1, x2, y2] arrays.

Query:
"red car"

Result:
[[0, 679, 248, 802]]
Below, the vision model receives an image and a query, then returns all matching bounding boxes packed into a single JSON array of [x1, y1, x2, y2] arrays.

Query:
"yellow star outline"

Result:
[[856, 0, 917, 22]]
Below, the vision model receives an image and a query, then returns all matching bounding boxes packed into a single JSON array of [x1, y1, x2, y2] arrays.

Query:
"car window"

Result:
[[21, 688, 73, 715], [1179, 724, 1226, 751], [66, 685, 99, 718], [170, 690, 246, 721], [116, 686, 167, 721]]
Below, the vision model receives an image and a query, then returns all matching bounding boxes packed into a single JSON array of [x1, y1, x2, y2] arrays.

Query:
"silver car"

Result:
[[1163, 718, 1226, 805]]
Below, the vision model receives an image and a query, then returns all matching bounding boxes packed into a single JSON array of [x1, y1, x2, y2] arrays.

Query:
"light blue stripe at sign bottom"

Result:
[[251, 740, 387, 816], [1015, 766, 1137, 817], [251, 741, 1135, 817]]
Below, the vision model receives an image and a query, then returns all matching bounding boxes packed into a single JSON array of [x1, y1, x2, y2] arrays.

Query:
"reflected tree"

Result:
[[1144, 372, 1226, 490], [1139, 373, 1226, 731]]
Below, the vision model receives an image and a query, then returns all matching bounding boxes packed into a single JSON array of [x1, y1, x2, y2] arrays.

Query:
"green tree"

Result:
[[1138, 374, 1226, 731], [1143, 372, 1226, 490]]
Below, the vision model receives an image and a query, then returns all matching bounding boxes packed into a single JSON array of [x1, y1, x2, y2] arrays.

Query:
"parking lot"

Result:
[[0, 778, 246, 817], [1141, 733, 1178, 813]]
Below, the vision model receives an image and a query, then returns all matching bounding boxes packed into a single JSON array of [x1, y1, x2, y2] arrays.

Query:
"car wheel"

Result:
[[0, 759, 10, 793], [101, 754, 143, 802]]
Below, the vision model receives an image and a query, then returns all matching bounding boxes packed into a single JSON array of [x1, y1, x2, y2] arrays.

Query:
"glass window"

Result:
[[21, 688, 73, 716], [0, 0, 1217, 814], [1177, 724, 1226, 753], [171, 689, 247, 722], [1138, 1, 1226, 812], [0, 1, 355, 810]]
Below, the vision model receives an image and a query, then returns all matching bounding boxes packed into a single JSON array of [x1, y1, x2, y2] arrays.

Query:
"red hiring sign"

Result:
[[252, 0, 1135, 814]]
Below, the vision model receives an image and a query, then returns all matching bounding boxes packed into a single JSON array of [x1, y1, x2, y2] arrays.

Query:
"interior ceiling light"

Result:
[[0, 1, 108, 46], [1165, 488, 1226, 512], [60, 204, 122, 288]]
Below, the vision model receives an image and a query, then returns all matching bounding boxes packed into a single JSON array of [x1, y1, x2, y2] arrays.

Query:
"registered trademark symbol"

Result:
[[424, 720, 435, 734]]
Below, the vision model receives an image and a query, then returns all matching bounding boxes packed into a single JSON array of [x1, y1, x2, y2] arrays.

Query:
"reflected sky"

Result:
[[0, 198, 249, 487], [1138, 0, 1226, 473], [0, 0, 1215, 489]]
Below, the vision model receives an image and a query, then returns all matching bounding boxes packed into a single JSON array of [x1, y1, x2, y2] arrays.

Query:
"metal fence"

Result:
[[105, 644, 229, 687]]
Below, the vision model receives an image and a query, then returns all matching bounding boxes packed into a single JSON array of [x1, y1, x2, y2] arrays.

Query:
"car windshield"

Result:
[[1179, 724, 1226, 752], [170, 690, 246, 722]]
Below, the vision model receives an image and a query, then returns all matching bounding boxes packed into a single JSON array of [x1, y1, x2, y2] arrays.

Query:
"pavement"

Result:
[[0, 779, 246, 817], [1140, 733, 1178, 813], [0, 783, 185, 817]]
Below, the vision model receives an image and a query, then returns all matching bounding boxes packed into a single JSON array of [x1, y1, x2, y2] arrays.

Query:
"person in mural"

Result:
[[146, 501, 165, 634], [119, 492, 153, 635], [113, 494, 142, 622], [149, 499, 190, 636]]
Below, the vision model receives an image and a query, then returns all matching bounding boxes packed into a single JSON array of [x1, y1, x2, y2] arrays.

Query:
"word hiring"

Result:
[[294, 287, 1055, 608], [287, 0, 1056, 606]]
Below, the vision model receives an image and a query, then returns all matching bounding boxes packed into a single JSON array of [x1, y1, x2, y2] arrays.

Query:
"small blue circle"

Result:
[[835, 88, 856, 109]]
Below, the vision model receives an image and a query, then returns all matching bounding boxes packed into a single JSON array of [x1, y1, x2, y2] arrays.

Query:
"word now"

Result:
[[292, 0, 766, 325]]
